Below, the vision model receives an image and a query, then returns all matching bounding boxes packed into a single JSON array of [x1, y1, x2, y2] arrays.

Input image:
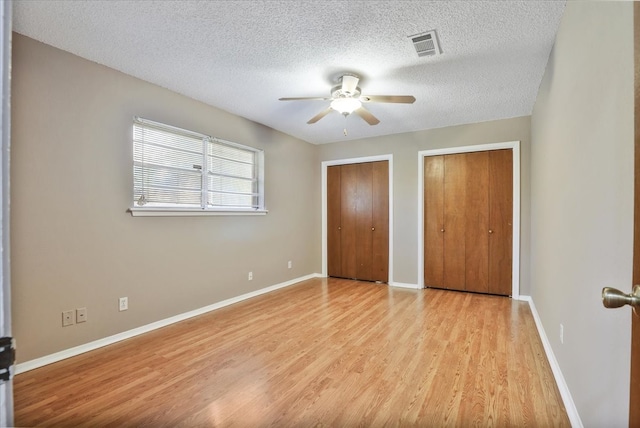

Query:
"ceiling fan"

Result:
[[279, 73, 416, 126]]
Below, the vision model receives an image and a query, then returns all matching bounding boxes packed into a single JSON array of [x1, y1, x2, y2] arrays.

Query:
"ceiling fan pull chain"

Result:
[[343, 115, 348, 136]]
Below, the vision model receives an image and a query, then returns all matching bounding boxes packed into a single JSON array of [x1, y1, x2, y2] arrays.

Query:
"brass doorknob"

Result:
[[602, 285, 640, 314], [488, 230, 493, 234], [371, 227, 375, 231]]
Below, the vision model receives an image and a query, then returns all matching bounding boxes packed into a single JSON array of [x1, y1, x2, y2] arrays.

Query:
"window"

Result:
[[131, 117, 265, 216]]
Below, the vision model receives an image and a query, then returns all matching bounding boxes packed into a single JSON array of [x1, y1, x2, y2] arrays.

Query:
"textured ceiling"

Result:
[[13, 1, 565, 144]]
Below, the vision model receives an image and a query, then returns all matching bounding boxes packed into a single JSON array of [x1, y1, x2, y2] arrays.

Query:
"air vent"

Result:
[[410, 30, 441, 57]]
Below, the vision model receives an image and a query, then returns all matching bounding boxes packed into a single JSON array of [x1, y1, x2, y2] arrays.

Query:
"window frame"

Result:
[[129, 117, 267, 217]]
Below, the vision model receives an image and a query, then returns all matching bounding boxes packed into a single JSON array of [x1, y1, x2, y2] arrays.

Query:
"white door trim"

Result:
[[0, 0, 12, 425], [321, 155, 393, 284], [417, 141, 521, 298]]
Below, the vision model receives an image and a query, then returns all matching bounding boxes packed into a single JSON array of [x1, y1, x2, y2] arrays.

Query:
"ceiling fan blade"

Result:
[[307, 107, 333, 124], [341, 75, 360, 95], [360, 95, 416, 104], [279, 96, 331, 101], [354, 107, 380, 126]]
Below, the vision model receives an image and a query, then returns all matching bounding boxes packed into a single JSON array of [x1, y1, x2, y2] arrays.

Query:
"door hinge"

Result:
[[0, 337, 15, 382]]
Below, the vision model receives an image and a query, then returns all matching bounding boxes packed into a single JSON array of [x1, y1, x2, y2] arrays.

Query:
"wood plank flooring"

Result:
[[14, 278, 569, 427]]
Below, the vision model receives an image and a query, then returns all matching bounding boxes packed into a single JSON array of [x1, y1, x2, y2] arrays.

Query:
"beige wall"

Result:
[[318, 116, 531, 293], [531, 2, 633, 425], [11, 34, 321, 363]]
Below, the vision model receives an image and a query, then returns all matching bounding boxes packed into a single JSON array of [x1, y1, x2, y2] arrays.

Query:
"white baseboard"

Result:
[[389, 282, 421, 289], [518, 295, 583, 428], [16, 273, 322, 374]]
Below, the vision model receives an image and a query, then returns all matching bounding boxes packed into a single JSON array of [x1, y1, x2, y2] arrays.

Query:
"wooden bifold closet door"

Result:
[[328, 161, 389, 282], [424, 150, 513, 296]]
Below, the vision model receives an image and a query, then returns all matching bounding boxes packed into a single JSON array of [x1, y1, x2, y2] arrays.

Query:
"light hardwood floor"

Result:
[[15, 278, 569, 427]]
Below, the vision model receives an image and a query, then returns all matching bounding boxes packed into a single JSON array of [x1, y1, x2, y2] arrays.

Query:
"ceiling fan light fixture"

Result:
[[330, 97, 361, 115]]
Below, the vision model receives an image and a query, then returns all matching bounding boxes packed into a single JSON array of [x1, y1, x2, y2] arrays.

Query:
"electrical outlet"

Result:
[[288, 260, 292, 269], [248, 271, 253, 281], [76, 307, 87, 323], [62, 310, 74, 327], [119, 297, 128, 312], [560, 324, 564, 344]]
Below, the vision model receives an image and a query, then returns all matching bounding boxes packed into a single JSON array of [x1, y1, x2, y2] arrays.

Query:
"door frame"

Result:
[[0, 0, 11, 424], [321, 155, 393, 283], [418, 141, 521, 297]]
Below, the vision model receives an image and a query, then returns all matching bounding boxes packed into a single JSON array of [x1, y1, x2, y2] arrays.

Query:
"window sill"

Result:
[[129, 207, 268, 217]]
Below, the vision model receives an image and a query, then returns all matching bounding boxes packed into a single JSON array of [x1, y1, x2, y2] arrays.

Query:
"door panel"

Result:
[[425, 150, 513, 296], [340, 164, 358, 279], [327, 166, 342, 277], [464, 152, 490, 293], [632, 187, 639, 421], [356, 163, 373, 281], [444, 154, 467, 290], [631, 3, 640, 423], [424, 156, 444, 287], [488, 149, 513, 296], [328, 161, 389, 282], [371, 161, 389, 282]]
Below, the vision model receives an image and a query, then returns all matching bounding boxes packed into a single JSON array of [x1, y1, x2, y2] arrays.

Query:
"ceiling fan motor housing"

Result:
[[331, 84, 361, 99]]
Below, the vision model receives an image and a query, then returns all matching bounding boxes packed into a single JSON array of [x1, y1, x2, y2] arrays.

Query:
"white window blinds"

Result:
[[133, 117, 264, 211]]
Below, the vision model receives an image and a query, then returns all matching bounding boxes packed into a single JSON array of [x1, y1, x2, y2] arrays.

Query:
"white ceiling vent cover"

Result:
[[410, 30, 441, 57]]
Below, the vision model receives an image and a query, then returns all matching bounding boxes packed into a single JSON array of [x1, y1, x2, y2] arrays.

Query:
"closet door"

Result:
[[356, 163, 374, 280], [327, 165, 342, 277], [327, 161, 389, 282], [424, 156, 444, 287], [423, 149, 513, 295], [443, 154, 467, 290], [465, 152, 490, 293], [371, 161, 389, 282], [489, 149, 513, 295], [340, 164, 358, 279]]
